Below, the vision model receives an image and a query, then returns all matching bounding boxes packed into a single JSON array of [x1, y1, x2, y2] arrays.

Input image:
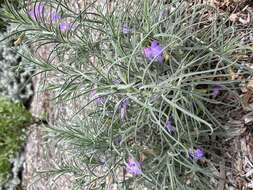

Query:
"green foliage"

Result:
[[1, 0, 252, 189], [0, 0, 5, 31], [0, 97, 32, 185], [0, 0, 19, 31]]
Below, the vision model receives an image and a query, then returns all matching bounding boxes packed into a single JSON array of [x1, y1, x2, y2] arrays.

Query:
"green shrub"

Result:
[[0, 0, 19, 31], [0, 97, 32, 185], [1, 0, 252, 189], [0, 0, 4, 30]]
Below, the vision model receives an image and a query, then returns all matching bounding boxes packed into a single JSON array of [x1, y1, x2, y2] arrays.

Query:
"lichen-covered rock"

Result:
[[0, 24, 33, 190], [0, 97, 32, 189], [0, 30, 33, 106]]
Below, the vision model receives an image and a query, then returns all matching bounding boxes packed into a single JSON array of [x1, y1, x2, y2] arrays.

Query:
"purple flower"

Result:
[[29, 4, 45, 20], [122, 24, 133, 34], [212, 85, 222, 98], [144, 48, 152, 60], [189, 148, 205, 160], [120, 98, 129, 121], [144, 40, 164, 64], [126, 158, 142, 175], [50, 11, 61, 23], [90, 90, 105, 105], [59, 22, 71, 32], [112, 79, 121, 85], [165, 117, 175, 133]]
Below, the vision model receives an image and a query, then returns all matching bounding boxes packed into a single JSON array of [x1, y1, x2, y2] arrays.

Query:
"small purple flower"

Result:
[[212, 85, 222, 98], [59, 22, 71, 32], [90, 90, 105, 105], [165, 117, 175, 133], [144, 48, 152, 60], [189, 148, 205, 160], [144, 40, 164, 64], [113, 79, 121, 85], [126, 158, 142, 175], [122, 24, 133, 34], [50, 11, 61, 23], [120, 98, 129, 121], [29, 4, 45, 20]]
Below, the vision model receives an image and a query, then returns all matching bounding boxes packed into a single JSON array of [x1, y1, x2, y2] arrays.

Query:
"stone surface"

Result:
[[0, 28, 33, 106]]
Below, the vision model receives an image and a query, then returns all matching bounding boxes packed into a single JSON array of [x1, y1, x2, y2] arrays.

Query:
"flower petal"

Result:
[[29, 4, 44, 20], [122, 24, 132, 34], [50, 11, 61, 22], [189, 148, 205, 160], [151, 40, 159, 48], [144, 47, 152, 60], [59, 22, 71, 32], [212, 85, 222, 98], [165, 117, 175, 133], [126, 159, 142, 175]]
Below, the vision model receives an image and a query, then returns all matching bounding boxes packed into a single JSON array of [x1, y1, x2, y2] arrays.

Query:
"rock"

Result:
[[0, 28, 33, 106]]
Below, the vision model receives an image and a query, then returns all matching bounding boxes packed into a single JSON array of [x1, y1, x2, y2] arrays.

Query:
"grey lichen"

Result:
[[0, 25, 34, 190], [0, 30, 33, 105]]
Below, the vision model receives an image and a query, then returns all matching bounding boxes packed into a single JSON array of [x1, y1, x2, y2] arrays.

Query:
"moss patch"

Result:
[[0, 0, 19, 31], [0, 97, 32, 185]]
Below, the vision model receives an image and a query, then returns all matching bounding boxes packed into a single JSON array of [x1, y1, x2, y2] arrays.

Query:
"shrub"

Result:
[[1, 0, 252, 189]]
